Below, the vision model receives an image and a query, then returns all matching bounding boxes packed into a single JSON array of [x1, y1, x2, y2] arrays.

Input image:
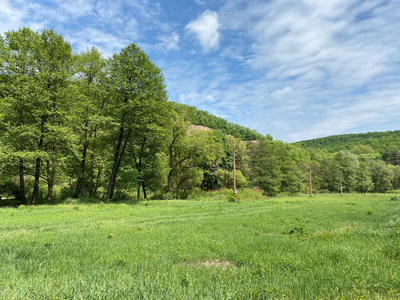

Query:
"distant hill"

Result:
[[170, 102, 264, 141], [295, 130, 400, 154]]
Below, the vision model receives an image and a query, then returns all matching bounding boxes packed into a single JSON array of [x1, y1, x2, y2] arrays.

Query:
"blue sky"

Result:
[[1, 0, 400, 142]]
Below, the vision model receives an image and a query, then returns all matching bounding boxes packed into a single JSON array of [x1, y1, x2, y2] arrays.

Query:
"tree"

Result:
[[248, 138, 301, 196], [215, 169, 247, 189], [0, 27, 38, 204], [65, 47, 109, 198], [351, 145, 375, 155], [105, 43, 167, 199], [333, 150, 359, 193], [298, 161, 320, 194], [367, 160, 393, 193], [319, 157, 340, 193], [167, 121, 224, 194], [32, 28, 74, 204], [382, 149, 400, 166], [389, 165, 400, 190], [225, 134, 249, 173], [356, 161, 373, 194]]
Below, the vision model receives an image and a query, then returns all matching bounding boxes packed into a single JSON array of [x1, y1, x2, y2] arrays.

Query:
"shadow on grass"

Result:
[[0, 197, 140, 207], [61, 197, 139, 205]]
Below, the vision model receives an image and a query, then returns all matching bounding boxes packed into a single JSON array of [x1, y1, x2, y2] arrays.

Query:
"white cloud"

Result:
[[159, 32, 180, 51], [208, 0, 400, 141], [270, 86, 293, 99], [185, 10, 222, 53]]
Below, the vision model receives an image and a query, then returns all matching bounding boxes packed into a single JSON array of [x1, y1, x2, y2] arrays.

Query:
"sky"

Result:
[[1, 0, 400, 142]]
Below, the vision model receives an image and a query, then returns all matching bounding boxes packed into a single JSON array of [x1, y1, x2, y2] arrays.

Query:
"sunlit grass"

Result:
[[1, 194, 399, 299]]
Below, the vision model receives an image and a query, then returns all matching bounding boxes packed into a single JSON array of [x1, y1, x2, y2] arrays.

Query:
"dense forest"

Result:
[[1, 27, 400, 206], [296, 131, 400, 154], [170, 102, 263, 141]]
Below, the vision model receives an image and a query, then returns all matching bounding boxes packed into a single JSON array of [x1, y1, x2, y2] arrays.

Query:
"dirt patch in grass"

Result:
[[188, 260, 236, 269]]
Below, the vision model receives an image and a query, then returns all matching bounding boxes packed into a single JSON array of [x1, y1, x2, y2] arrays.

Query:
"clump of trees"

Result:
[[1, 27, 400, 205]]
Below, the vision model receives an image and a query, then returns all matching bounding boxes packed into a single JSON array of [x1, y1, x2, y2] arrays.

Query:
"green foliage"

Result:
[[367, 160, 393, 193], [382, 148, 400, 166], [3, 26, 400, 203], [200, 170, 222, 190], [169, 102, 263, 141], [297, 130, 400, 154], [248, 138, 302, 196], [334, 150, 359, 193]]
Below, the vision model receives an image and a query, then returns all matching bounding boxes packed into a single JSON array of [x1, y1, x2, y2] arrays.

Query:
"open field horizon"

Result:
[[1, 194, 399, 299]]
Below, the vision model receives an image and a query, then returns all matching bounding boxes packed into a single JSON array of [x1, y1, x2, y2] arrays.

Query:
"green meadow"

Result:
[[1, 194, 400, 299]]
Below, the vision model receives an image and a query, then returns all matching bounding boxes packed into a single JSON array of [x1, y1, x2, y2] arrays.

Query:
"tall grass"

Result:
[[0, 194, 399, 299]]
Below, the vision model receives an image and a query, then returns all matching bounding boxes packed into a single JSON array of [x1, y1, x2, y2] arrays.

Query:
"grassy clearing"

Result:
[[1, 194, 400, 299]]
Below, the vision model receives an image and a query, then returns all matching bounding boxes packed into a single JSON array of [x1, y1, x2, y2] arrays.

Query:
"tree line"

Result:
[[296, 130, 400, 154], [1, 27, 400, 205]]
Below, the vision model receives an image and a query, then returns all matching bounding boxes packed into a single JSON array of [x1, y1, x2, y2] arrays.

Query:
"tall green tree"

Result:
[[105, 43, 167, 199], [166, 118, 224, 194], [32, 29, 74, 204], [333, 150, 359, 193], [64, 47, 109, 198], [367, 160, 393, 193], [0, 27, 38, 204], [356, 161, 373, 193], [319, 157, 340, 193], [248, 138, 301, 196]]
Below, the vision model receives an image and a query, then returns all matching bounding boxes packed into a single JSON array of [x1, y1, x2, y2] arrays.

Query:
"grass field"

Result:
[[1, 194, 400, 299]]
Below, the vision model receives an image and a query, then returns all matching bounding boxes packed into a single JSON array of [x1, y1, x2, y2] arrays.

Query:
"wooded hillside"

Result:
[[296, 130, 400, 154]]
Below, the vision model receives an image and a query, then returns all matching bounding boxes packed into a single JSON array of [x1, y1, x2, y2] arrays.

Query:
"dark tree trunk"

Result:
[[46, 156, 56, 203], [19, 159, 26, 205], [167, 169, 173, 192], [106, 126, 125, 199], [137, 185, 141, 200], [94, 165, 102, 197], [89, 155, 95, 197], [106, 128, 131, 199], [47, 178, 54, 203], [142, 181, 147, 199], [80, 141, 87, 198], [32, 156, 41, 205], [32, 117, 45, 205]]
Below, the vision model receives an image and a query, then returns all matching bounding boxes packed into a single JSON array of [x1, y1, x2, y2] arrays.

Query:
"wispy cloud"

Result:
[[185, 10, 222, 53], [158, 32, 180, 51]]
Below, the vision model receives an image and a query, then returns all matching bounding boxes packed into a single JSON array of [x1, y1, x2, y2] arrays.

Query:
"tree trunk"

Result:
[[106, 126, 125, 199], [137, 185, 141, 200], [47, 179, 54, 203], [177, 181, 182, 195], [89, 156, 95, 197], [94, 165, 102, 197], [340, 175, 343, 196], [167, 169, 173, 192], [142, 181, 147, 199], [80, 142, 87, 198], [19, 159, 26, 205], [309, 166, 312, 197], [46, 156, 56, 203], [106, 128, 131, 199], [32, 156, 41, 205], [32, 117, 45, 205]]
